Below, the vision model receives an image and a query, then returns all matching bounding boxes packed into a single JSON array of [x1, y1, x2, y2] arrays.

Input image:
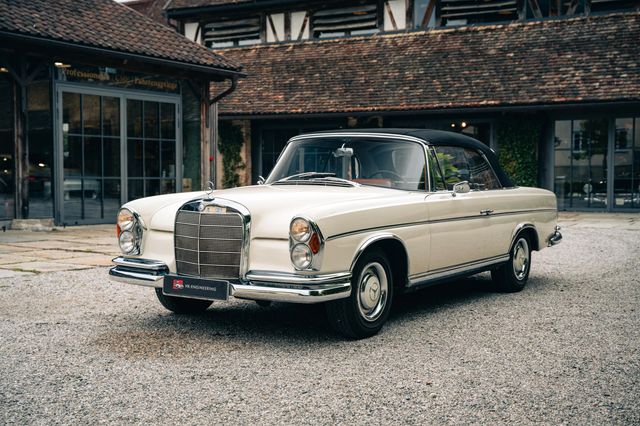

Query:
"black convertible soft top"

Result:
[[304, 128, 514, 188]]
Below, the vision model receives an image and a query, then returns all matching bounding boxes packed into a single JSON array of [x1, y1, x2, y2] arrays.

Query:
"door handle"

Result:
[[480, 209, 494, 215]]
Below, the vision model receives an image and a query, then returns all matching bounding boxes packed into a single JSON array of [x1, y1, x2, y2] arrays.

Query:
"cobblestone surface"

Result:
[[0, 216, 638, 424]]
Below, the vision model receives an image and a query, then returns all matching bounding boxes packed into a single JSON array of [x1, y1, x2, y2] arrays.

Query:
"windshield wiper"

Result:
[[274, 172, 358, 187], [279, 172, 336, 182]]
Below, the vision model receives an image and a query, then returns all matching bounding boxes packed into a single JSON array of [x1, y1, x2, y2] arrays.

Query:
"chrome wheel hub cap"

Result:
[[512, 238, 530, 280], [357, 262, 388, 322]]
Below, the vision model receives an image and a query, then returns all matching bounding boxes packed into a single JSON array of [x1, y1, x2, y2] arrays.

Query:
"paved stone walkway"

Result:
[[0, 212, 637, 277], [0, 225, 118, 278]]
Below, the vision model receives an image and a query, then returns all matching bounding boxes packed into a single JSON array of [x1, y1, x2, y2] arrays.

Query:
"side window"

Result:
[[433, 146, 501, 190], [427, 148, 446, 191], [463, 148, 501, 190], [433, 146, 469, 189]]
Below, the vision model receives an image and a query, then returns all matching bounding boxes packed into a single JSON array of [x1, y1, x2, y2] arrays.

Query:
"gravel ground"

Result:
[[1, 225, 639, 425]]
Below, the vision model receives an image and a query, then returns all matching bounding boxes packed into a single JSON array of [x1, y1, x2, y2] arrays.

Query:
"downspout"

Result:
[[207, 77, 238, 189], [209, 77, 238, 105]]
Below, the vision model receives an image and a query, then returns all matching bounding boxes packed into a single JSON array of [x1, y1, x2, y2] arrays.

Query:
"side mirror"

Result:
[[257, 176, 266, 185], [452, 181, 470, 197]]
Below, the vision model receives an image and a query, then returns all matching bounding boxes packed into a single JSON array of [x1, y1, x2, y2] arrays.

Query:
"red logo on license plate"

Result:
[[172, 279, 184, 290]]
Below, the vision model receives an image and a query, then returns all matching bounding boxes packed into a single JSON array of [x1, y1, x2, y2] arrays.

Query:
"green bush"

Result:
[[496, 120, 540, 187], [218, 122, 246, 188]]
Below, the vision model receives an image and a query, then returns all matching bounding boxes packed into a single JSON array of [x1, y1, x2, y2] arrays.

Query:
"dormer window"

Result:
[[311, 2, 380, 38], [202, 16, 261, 48]]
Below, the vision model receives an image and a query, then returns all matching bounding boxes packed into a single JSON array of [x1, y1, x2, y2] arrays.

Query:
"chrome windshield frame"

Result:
[[265, 132, 430, 191]]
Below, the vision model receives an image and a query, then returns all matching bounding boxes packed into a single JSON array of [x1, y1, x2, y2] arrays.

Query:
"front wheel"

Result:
[[155, 288, 212, 314], [325, 249, 394, 339], [492, 235, 531, 293]]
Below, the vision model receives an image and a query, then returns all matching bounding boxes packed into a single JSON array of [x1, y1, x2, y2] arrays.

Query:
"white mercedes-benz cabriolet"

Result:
[[109, 129, 562, 338]]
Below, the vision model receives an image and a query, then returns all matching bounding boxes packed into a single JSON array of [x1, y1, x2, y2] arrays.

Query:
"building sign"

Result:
[[56, 65, 179, 93]]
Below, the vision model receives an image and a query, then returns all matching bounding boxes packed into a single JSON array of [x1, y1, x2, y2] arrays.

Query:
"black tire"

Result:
[[325, 249, 394, 339], [155, 288, 213, 314], [491, 234, 532, 293]]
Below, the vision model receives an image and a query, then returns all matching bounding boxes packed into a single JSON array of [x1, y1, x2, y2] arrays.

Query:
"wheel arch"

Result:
[[350, 233, 410, 289], [510, 223, 540, 252]]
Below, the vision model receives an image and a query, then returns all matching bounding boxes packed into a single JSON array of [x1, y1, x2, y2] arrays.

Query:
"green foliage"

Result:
[[496, 119, 540, 187], [218, 122, 246, 188], [436, 152, 459, 186]]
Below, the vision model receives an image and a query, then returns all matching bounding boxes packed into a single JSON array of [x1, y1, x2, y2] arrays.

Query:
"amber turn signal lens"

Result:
[[308, 233, 320, 254]]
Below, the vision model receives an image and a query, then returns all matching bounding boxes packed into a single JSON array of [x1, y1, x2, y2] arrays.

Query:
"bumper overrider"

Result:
[[547, 225, 563, 246], [108, 257, 352, 304]]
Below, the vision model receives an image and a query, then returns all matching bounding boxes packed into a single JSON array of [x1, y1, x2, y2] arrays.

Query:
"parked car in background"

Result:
[[109, 129, 562, 338]]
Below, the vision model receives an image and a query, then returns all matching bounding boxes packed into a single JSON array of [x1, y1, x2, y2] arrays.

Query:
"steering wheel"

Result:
[[369, 170, 406, 182]]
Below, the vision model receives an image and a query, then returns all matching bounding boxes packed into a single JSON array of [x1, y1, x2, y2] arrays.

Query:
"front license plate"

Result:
[[163, 275, 229, 301]]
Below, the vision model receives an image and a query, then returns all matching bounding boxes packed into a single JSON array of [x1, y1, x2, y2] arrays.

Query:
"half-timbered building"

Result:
[[151, 0, 640, 212]]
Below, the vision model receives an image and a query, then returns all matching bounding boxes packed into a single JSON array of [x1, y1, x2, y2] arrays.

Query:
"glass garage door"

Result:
[[126, 99, 177, 200], [59, 89, 179, 224], [62, 92, 122, 223]]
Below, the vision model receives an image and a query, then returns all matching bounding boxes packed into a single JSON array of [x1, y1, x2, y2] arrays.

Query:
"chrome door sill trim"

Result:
[[408, 255, 510, 287]]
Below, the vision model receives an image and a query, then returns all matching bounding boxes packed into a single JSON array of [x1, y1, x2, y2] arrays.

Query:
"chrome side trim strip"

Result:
[[327, 221, 426, 241], [408, 254, 509, 286], [245, 270, 351, 285], [112, 256, 168, 271], [326, 208, 557, 241]]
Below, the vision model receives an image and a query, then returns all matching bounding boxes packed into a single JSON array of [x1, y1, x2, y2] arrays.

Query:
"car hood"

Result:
[[127, 184, 425, 240]]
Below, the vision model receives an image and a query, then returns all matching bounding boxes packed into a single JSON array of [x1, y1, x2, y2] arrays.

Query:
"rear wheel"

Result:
[[325, 249, 394, 339], [492, 235, 531, 293], [155, 288, 212, 314]]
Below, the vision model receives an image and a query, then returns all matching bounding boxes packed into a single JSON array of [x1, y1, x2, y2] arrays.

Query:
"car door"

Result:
[[425, 145, 508, 273]]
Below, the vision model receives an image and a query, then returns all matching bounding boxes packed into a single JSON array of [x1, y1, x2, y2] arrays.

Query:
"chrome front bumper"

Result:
[[109, 257, 352, 304]]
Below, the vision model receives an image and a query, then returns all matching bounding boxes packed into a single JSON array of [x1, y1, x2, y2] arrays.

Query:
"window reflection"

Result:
[[555, 118, 640, 210]]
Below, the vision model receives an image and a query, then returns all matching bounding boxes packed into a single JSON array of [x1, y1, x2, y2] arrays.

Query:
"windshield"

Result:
[[266, 137, 427, 191]]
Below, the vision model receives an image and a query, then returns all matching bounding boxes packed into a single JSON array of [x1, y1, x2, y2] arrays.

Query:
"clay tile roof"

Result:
[[0, 0, 242, 75], [166, 0, 253, 10], [214, 12, 640, 116]]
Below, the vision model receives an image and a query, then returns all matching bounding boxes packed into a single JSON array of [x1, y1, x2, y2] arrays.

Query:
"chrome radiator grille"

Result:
[[174, 207, 244, 279]]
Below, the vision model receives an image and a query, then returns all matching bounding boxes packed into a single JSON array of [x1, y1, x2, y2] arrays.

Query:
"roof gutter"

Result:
[[218, 100, 640, 120], [0, 30, 246, 79]]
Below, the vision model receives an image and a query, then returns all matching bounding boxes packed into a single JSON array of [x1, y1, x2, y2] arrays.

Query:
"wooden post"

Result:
[[211, 102, 218, 189], [200, 82, 211, 189]]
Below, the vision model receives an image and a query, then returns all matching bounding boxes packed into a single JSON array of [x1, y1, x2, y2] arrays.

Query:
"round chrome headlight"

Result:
[[117, 208, 135, 232], [290, 218, 311, 242], [290, 243, 312, 269], [119, 231, 137, 254]]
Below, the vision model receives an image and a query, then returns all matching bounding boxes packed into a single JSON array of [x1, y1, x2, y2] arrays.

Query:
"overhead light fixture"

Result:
[[461, 121, 467, 128], [0, 67, 8, 73], [450, 123, 455, 128], [38, 163, 46, 168], [54, 62, 71, 68]]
